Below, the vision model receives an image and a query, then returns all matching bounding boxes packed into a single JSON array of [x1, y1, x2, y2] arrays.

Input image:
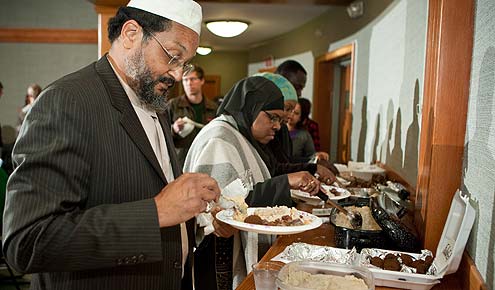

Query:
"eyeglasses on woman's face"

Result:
[[263, 111, 286, 125], [145, 29, 194, 76]]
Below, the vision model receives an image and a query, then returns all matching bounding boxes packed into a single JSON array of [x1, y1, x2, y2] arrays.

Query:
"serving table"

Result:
[[235, 204, 461, 290]]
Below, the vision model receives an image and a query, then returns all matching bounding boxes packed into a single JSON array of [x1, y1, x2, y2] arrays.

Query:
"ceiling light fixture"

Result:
[[196, 46, 212, 56], [205, 20, 249, 38]]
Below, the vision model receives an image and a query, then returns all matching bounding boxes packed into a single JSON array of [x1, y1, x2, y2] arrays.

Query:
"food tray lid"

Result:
[[433, 189, 475, 276]]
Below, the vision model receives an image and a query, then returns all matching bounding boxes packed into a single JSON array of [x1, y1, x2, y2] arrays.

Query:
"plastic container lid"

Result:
[[355, 189, 475, 290], [432, 189, 475, 276]]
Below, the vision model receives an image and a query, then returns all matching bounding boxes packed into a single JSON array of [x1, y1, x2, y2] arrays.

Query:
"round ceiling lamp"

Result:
[[196, 46, 212, 56], [205, 20, 249, 38]]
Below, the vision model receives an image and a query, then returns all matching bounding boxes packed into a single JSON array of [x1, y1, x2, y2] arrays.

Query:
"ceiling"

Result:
[[89, 0, 354, 51], [199, 1, 351, 51]]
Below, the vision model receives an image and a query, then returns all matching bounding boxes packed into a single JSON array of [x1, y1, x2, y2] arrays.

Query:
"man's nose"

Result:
[[169, 69, 183, 82]]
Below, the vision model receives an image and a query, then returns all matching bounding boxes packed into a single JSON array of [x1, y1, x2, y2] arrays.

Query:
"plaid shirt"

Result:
[[305, 118, 320, 151]]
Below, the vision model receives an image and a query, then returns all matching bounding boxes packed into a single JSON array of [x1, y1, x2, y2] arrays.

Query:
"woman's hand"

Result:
[[315, 165, 337, 185], [211, 206, 238, 238], [287, 171, 320, 195]]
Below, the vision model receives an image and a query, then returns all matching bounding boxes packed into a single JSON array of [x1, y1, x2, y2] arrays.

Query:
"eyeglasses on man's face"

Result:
[[263, 111, 286, 125], [145, 29, 194, 76], [182, 76, 200, 83]]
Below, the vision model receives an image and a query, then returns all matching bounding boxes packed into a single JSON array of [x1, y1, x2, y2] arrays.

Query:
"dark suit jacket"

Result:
[[2, 56, 194, 290]]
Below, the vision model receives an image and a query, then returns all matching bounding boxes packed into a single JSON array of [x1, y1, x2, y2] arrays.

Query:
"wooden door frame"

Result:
[[313, 43, 355, 156], [203, 75, 222, 100], [418, 0, 473, 251], [418, 0, 485, 288]]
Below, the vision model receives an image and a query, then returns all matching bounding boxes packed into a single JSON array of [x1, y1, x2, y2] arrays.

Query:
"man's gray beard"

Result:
[[124, 48, 171, 113]]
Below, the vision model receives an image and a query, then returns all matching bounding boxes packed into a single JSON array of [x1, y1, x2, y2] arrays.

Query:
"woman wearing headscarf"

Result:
[[255, 72, 338, 179], [183, 76, 319, 290]]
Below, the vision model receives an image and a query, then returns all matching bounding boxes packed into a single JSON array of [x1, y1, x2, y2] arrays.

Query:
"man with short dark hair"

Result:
[[276, 60, 322, 152], [2, 1, 220, 289], [275, 60, 307, 97], [167, 65, 218, 167]]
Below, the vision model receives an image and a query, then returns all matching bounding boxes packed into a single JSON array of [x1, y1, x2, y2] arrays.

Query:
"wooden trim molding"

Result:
[[418, 0, 485, 289], [0, 28, 97, 44], [458, 252, 488, 290], [313, 43, 354, 155], [417, 0, 474, 253], [94, 5, 118, 57], [317, 44, 353, 62]]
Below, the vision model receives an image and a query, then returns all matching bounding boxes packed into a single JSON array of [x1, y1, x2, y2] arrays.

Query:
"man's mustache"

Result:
[[158, 76, 175, 88]]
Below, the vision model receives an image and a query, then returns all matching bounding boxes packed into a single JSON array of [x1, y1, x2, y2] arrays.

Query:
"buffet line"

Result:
[[218, 162, 475, 290]]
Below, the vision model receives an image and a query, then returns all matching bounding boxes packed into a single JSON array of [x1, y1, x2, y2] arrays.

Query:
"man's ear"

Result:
[[121, 20, 141, 49]]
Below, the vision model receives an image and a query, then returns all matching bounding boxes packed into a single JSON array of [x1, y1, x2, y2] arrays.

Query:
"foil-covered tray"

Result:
[[359, 248, 436, 275], [271, 242, 357, 264]]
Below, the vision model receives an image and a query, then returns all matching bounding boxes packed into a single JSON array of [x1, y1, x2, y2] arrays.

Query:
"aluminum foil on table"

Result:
[[271, 242, 357, 265], [360, 248, 436, 275]]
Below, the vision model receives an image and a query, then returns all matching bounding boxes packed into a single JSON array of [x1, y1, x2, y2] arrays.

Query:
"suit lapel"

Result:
[[95, 56, 167, 184]]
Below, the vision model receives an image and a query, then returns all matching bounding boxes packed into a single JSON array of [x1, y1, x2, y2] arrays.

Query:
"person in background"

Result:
[[276, 61, 338, 175], [299, 97, 321, 151], [2, 1, 220, 289], [275, 60, 307, 98], [17, 83, 42, 135], [167, 65, 218, 167], [256, 72, 336, 182], [184, 76, 321, 290], [254, 72, 297, 163], [287, 100, 329, 163]]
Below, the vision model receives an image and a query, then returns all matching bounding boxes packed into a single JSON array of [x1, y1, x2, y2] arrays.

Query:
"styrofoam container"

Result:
[[358, 190, 475, 290], [358, 249, 441, 289], [347, 162, 386, 181], [334, 163, 350, 173], [276, 261, 374, 290]]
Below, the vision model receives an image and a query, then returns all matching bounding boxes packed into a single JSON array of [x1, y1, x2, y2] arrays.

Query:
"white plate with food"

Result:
[[291, 185, 351, 205], [216, 206, 322, 235]]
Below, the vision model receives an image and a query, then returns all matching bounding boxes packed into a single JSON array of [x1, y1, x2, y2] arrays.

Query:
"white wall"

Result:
[[462, 0, 495, 287], [248, 51, 315, 104], [328, 0, 428, 186]]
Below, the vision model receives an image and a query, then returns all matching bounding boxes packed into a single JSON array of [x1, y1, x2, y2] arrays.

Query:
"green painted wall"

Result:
[[192, 50, 249, 96], [192, 0, 392, 97]]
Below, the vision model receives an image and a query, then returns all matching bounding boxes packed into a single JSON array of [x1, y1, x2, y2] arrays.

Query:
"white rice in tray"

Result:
[[283, 265, 368, 290], [254, 206, 294, 222]]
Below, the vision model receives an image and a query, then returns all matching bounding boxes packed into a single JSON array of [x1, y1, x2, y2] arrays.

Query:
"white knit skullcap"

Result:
[[127, 0, 202, 35]]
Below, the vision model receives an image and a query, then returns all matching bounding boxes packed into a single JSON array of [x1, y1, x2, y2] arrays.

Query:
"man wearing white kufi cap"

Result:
[[2, 1, 221, 290]]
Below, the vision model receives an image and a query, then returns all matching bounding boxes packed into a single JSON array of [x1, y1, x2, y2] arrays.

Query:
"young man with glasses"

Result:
[[166, 65, 218, 167], [2, 1, 220, 290]]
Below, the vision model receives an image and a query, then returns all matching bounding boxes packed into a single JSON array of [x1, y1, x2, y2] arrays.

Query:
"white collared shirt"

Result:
[[108, 58, 188, 276]]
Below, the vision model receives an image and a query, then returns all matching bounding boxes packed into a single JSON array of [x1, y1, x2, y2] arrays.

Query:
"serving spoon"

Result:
[[316, 188, 363, 229]]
